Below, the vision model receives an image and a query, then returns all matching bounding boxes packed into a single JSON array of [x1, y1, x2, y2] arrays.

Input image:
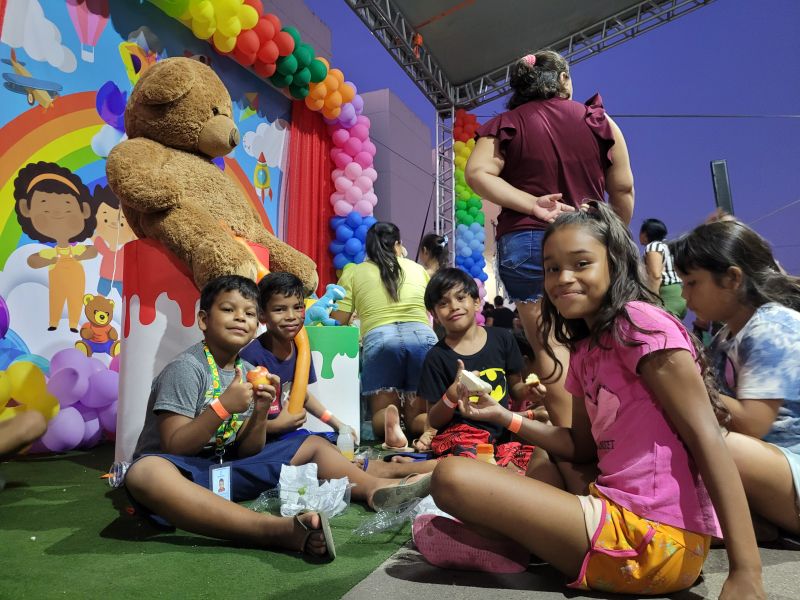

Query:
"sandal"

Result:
[[371, 473, 432, 510], [295, 510, 336, 560]]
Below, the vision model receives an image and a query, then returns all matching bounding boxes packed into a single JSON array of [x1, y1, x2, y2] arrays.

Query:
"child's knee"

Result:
[[125, 456, 168, 493], [431, 456, 472, 507]]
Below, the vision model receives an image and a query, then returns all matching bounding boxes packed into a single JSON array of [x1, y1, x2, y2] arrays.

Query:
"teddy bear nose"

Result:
[[229, 129, 239, 148]]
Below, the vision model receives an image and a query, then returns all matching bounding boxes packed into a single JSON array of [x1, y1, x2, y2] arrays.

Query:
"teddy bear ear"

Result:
[[137, 60, 196, 105]]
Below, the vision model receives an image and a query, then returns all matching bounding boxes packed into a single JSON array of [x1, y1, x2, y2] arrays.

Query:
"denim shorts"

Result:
[[497, 229, 545, 303], [361, 321, 438, 396]]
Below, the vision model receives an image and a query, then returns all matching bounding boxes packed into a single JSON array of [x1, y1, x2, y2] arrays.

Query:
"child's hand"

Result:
[[458, 392, 507, 425], [252, 373, 279, 410], [273, 403, 307, 434], [219, 367, 253, 414], [719, 570, 764, 599], [443, 360, 466, 405], [514, 379, 546, 402]]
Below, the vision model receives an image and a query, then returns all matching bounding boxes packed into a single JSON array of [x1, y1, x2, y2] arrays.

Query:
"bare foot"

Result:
[[383, 404, 408, 449], [413, 427, 436, 452]]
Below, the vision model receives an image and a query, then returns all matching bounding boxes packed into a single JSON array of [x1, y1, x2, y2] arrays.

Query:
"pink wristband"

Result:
[[320, 410, 332, 423], [441, 394, 457, 409], [209, 398, 231, 420], [507, 413, 523, 433]]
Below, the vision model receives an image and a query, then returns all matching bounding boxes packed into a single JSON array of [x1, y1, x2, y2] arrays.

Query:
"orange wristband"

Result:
[[507, 413, 523, 433], [210, 398, 231, 420], [320, 410, 332, 423], [441, 394, 457, 409]]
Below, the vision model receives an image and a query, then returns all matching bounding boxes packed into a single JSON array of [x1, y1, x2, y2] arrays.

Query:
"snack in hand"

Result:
[[459, 370, 492, 394], [246, 366, 271, 387], [524, 373, 541, 386]]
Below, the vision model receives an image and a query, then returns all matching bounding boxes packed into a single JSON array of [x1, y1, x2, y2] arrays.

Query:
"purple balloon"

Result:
[[0, 294, 8, 340], [98, 401, 117, 434], [49, 348, 89, 374], [47, 367, 90, 407], [73, 403, 98, 421], [351, 94, 364, 113], [81, 417, 103, 448], [82, 369, 118, 408], [41, 407, 84, 452], [87, 357, 107, 374]]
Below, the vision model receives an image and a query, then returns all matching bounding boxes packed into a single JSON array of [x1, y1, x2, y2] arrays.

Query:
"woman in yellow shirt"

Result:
[[332, 222, 437, 446]]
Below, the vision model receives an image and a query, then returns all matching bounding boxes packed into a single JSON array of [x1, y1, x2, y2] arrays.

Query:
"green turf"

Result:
[[0, 444, 411, 599]]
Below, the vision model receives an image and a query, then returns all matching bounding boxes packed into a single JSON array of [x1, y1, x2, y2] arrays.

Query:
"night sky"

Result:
[[306, 0, 800, 272]]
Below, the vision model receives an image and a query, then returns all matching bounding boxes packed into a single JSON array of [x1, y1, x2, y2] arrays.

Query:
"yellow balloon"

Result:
[[20, 391, 59, 419], [216, 16, 240, 38], [0, 405, 19, 422], [466, 138, 476, 149], [454, 141, 465, 153], [7, 362, 48, 405], [213, 30, 236, 52], [238, 5, 259, 30], [0, 372, 10, 411], [190, 0, 215, 21], [192, 21, 215, 39]]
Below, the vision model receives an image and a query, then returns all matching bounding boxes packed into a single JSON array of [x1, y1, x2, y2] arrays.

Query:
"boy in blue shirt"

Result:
[[125, 276, 430, 557]]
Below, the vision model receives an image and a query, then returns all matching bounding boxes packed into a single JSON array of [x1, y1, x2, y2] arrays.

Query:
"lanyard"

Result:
[[202, 343, 244, 459]]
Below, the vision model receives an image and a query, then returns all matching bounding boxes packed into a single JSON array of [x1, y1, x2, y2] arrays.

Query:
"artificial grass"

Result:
[[0, 444, 412, 599]]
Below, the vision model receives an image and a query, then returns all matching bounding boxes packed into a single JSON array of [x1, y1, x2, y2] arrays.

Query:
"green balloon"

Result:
[[293, 67, 311, 87], [276, 54, 298, 75], [462, 214, 474, 226], [308, 59, 327, 83], [455, 200, 467, 211], [476, 213, 485, 226], [468, 206, 479, 217], [455, 209, 467, 223], [289, 84, 309, 99], [283, 26, 301, 44], [295, 43, 313, 68], [270, 72, 293, 88]]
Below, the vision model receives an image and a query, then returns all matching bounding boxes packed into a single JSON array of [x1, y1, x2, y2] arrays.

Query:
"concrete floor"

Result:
[[343, 541, 800, 600]]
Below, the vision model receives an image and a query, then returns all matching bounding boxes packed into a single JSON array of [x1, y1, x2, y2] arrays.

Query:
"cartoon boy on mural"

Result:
[[13, 161, 98, 332], [92, 184, 136, 297]]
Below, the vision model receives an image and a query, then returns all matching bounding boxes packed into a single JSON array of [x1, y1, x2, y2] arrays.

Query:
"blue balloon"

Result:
[[335, 224, 354, 242], [0, 328, 28, 370], [470, 265, 483, 278], [355, 224, 369, 242], [459, 246, 472, 258], [469, 222, 482, 233], [330, 216, 346, 230], [354, 250, 366, 264], [456, 224, 468, 234], [333, 253, 350, 270], [345, 211, 363, 229], [461, 230, 474, 242], [462, 256, 474, 269], [329, 240, 345, 254], [479, 271, 489, 282], [344, 237, 362, 256], [469, 239, 482, 251], [362, 216, 377, 229]]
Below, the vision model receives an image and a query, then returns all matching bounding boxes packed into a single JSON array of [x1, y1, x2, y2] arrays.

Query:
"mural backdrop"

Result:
[[0, 0, 292, 370]]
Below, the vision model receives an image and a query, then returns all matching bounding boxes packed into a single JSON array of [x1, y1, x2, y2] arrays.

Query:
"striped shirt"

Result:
[[645, 241, 682, 286]]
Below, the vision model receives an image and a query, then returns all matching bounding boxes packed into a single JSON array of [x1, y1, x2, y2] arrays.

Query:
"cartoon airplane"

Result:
[[2, 50, 62, 109]]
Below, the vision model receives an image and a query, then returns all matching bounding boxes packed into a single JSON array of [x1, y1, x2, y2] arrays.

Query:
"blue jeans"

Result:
[[360, 322, 437, 395], [497, 229, 545, 302]]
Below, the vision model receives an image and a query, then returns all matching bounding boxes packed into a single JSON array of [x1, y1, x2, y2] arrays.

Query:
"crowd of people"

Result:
[[4, 49, 798, 599]]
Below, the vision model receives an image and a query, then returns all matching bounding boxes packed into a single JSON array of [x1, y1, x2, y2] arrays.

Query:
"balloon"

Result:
[[343, 161, 362, 180], [47, 367, 89, 408], [350, 124, 369, 142], [81, 416, 103, 447], [354, 175, 372, 193], [12, 353, 50, 376], [308, 58, 327, 83], [354, 224, 369, 242], [344, 185, 362, 204], [363, 192, 378, 206], [329, 240, 345, 255], [363, 140, 377, 156], [344, 237, 362, 256], [345, 211, 363, 229], [333, 200, 352, 216], [331, 168, 345, 181], [351, 94, 364, 113], [332, 129, 349, 147], [342, 137, 362, 157], [363, 167, 378, 182], [50, 348, 89, 374], [329, 191, 345, 205], [363, 216, 377, 229], [98, 401, 117, 433], [330, 216, 346, 230], [353, 152, 373, 169], [334, 176, 353, 192], [41, 407, 84, 452], [257, 39, 279, 64], [82, 370, 118, 409], [274, 30, 295, 55], [354, 200, 373, 216], [332, 253, 349, 270], [335, 224, 354, 242]]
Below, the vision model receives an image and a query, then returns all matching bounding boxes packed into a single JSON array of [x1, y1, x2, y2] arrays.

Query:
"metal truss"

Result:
[[434, 106, 455, 265], [344, 0, 453, 109], [453, 0, 716, 108]]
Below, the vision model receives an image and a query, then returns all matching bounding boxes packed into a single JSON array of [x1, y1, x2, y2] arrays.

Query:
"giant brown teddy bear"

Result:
[[106, 57, 318, 293]]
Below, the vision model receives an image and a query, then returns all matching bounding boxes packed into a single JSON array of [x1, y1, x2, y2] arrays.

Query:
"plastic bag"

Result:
[[250, 463, 352, 519], [351, 493, 454, 538]]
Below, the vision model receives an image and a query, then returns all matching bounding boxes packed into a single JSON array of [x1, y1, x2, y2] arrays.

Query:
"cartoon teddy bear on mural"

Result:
[[13, 162, 98, 332], [75, 293, 121, 357]]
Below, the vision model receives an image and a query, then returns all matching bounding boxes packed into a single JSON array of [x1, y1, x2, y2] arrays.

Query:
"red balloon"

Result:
[[253, 16, 275, 41], [254, 60, 277, 78], [236, 29, 260, 56], [233, 46, 256, 66], [243, 0, 263, 17], [263, 13, 282, 32], [257, 39, 278, 64], [274, 30, 295, 56]]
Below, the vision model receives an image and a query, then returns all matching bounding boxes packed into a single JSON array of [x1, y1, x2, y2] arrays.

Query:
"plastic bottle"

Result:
[[476, 443, 496, 465], [337, 426, 355, 461]]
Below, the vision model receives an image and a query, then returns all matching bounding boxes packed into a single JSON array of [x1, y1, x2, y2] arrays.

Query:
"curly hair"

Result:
[[507, 50, 571, 110], [13, 161, 95, 244]]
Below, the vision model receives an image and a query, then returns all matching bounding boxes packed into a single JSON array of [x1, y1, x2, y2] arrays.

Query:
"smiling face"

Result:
[[543, 225, 611, 326], [432, 283, 480, 335], [198, 289, 259, 353], [262, 292, 305, 343], [22, 190, 90, 246], [94, 202, 137, 248]]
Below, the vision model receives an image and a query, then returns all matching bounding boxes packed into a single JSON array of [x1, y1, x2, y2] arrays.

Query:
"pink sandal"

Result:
[[412, 514, 529, 573]]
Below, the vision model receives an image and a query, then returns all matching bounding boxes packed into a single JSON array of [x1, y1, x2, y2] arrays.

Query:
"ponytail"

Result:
[[366, 222, 404, 302], [419, 232, 449, 270]]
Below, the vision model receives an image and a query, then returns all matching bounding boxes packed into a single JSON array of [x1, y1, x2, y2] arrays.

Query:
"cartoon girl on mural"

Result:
[[13, 161, 98, 332], [92, 184, 136, 297]]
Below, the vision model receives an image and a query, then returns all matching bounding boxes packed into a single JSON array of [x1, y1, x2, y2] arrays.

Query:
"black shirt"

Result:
[[491, 306, 515, 328], [418, 327, 523, 441]]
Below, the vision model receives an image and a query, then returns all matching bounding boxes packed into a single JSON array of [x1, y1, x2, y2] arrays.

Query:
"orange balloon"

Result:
[[323, 73, 339, 91], [308, 82, 327, 100], [324, 90, 342, 110], [330, 68, 345, 83], [287, 327, 310, 414], [305, 96, 324, 111], [316, 56, 330, 69], [339, 82, 355, 103], [322, 106, 341, 120]]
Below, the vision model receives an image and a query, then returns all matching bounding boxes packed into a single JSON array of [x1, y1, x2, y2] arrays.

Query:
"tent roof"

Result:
[[347, 0, 714, 108]]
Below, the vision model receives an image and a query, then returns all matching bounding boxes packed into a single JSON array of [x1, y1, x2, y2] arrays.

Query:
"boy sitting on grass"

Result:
[[124, 275, 430, 558]]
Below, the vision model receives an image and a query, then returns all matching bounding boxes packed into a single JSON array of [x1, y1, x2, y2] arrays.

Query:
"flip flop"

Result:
[[371, 473, 432, 510], [412, 514, 528, 573], [296, 511, 336, 560], [380, 442, 415, 452]]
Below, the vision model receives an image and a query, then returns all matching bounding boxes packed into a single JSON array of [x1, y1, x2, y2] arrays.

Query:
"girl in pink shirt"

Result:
[[423, 202, 763, 597]]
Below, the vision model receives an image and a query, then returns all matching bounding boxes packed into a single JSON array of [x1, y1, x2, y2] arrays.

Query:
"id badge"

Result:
[[209, 462, 233, 501]]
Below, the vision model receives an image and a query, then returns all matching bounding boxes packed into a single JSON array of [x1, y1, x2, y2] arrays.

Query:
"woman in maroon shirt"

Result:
[[466, 51, 633, 490]]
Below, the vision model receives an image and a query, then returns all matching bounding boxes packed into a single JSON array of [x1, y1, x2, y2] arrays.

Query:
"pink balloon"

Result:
[[344, 185, 363, 204], [343, 161, 362, 180], [82, 369, 118, 409], [41, 407, 84, 452], [329, 191, 345, 205], [332, 128, 349, 147], [354, 200, 373, 217], [355, 175, 373, 193], [363, 167, 378, 182], [364, 191, 378, 206], [330, 147, 343, 161], [334, 176, 353, 192], [331, 168, 344, 182], [333, 152, 351, 170], [356, 115, 371, 128], [343, 137, 362, 157], [354, 152, 373, 169], [49, 349, 89, 374], [363, 140, 377, 156], [81, 417, 103, 448], [333, 200, 353, 216], [99, 401, 117, 433], [475, 312, 486, 326], [47, 367, 89, 407], [109, 355, 120, 373], [350, 124, 369, 142]]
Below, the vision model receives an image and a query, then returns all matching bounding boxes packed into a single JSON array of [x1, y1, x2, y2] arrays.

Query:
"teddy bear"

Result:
[[75, 294, 121, 357], [105, 57, 318, 293]]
